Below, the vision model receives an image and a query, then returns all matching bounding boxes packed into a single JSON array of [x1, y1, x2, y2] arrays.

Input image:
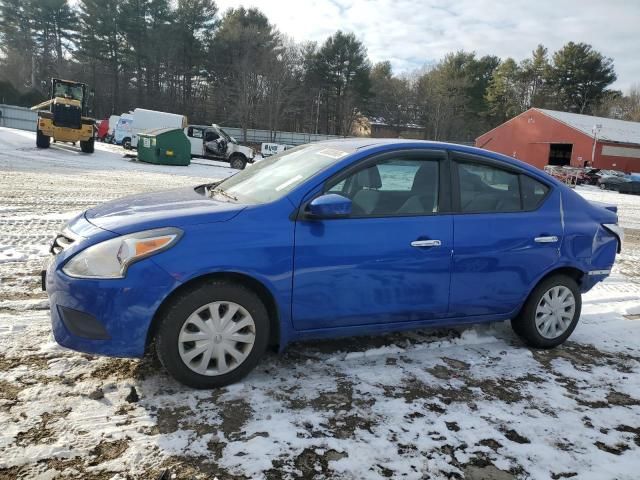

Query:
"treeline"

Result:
[[0, 0, 638, 142]]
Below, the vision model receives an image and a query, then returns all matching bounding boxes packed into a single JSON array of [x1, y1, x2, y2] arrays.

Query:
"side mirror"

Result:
[[307, 194, 352, 219]]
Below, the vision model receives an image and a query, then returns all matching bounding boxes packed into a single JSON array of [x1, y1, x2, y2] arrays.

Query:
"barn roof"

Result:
[[536, 108, 640, 145]]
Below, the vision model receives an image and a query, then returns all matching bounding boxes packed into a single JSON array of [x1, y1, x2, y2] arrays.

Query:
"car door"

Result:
[[186, 127, 204, 156], [449, 151, 561, 317], [292, 150, 453, 330]]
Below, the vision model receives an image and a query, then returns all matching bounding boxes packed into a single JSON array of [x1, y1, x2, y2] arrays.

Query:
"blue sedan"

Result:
[[44, 140, 622, 388]]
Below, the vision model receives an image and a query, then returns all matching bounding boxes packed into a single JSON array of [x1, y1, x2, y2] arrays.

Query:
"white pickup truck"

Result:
[[185, 124, 255, 169]]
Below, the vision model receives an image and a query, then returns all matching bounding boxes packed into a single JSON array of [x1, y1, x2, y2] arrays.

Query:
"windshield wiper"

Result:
[[210, 187, 238, 202]]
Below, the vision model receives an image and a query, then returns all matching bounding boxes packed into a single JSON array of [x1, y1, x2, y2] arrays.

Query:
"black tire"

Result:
[[123, 138, 132, 150], [229, 154, 247, 170], [511, 274, 581, 349], [80, 137, 95, 153], [155, 280, 270, 389], [36, 129, 50, 149], [599, 183, 606, 190]]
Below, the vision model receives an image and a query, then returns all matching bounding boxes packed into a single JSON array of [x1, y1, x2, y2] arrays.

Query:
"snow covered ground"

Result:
[[0, 127, 639, 479]]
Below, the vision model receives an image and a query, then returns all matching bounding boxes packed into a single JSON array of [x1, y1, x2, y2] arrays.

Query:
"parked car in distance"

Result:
[[618, 174, 640, 195], [582, 168, 601, 186], [113, 113, 133, 147], [598, 172, 632, 191], [43, 140, 622, 388], [185, 124, 255, 169], [104, 114, 120, 143], [96, 118, 109, 142], [599, 169, 626, 177]]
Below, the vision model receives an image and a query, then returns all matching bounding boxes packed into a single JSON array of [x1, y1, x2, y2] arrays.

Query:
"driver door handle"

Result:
[[411, 239, 441, 247], [534, 236, 559, 243]]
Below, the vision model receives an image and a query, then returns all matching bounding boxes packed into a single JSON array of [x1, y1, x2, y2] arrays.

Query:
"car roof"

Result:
[[310, 138, 550, 181]]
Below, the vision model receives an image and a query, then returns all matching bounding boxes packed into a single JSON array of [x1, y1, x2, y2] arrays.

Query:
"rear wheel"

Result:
[[155, 281, 270, 389], [36, 129, 50, 148], [230, 154, 247, 170], [511, 274, 581, 349], [80, 137, 95, 153], [123, 138, 132, 149]]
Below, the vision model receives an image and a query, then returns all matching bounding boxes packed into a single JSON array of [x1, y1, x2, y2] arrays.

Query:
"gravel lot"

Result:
[[1, 127, 639, 480]]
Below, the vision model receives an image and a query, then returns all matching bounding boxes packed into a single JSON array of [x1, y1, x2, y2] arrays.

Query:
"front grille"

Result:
[[53, 103, 81, 129], [51, 232, 76, 255]]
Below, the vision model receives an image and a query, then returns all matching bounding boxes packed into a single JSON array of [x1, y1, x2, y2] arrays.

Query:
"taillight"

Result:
[[603, 224, 623, 253]]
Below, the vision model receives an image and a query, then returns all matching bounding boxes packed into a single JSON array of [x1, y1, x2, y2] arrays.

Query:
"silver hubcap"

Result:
[[178, 301, 256, 376], [535, 286, 576, 339]]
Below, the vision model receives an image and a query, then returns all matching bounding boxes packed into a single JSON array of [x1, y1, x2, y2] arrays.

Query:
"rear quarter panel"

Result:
[[560, 188, 618, 290]]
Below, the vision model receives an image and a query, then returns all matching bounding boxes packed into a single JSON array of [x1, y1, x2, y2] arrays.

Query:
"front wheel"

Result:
[[155, 281, 270, 389], [36, 129, 50, 148], [511, 274, 581, 349], [229, 154, 247, 170], [123, 138, 132, 150]]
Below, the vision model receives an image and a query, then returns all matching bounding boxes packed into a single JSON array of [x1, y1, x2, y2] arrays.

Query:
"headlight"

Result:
[[62, 227, 182, 279]]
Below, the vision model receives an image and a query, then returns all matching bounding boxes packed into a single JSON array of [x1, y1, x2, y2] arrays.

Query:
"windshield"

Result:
[[216, 144, 350, 204], [53, 82, 84, 103], [218, 127, 236, 144]]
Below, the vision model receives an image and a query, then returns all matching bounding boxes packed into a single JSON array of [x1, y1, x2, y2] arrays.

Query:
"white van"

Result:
[[128, 108, 187, 149], [185, 124, 255, 169], [107, 115, 120, 136], [113, 114, 133, 147]]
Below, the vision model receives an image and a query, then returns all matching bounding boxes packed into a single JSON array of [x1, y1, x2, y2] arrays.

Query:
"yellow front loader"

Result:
[[31, 78, 95, 153]]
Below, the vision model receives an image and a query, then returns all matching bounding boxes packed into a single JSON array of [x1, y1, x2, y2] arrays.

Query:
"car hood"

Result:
[[84, 186, 245, 234]]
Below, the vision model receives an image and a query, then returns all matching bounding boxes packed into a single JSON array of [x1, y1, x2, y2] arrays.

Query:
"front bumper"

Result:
[[45, 255, 180, 358]]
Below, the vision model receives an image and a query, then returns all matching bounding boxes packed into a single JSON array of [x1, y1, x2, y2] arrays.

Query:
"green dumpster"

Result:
[[137, 127, 191, 166]]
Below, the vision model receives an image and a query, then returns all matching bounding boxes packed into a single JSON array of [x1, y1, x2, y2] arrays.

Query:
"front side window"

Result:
[[326, 156, 440, 217]]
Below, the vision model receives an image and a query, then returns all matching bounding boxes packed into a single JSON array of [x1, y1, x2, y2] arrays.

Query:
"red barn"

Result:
[[476, 108, 640, 173]]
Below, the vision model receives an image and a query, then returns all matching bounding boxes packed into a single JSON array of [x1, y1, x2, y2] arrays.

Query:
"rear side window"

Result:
[[455, 158, 550, 213], [521, 175, 549, 210], [457, 163, 521, 212]]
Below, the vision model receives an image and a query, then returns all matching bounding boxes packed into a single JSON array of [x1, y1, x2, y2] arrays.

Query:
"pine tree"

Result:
[[547, 42, 616, 113]]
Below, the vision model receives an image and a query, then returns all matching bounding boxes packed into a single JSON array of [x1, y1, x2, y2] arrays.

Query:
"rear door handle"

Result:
[[411, 239, 442, 247], [534, 236, 559, 243]]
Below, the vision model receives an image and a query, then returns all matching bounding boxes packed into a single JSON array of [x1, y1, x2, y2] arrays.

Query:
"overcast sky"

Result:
[[215, 0, 639, 91]]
